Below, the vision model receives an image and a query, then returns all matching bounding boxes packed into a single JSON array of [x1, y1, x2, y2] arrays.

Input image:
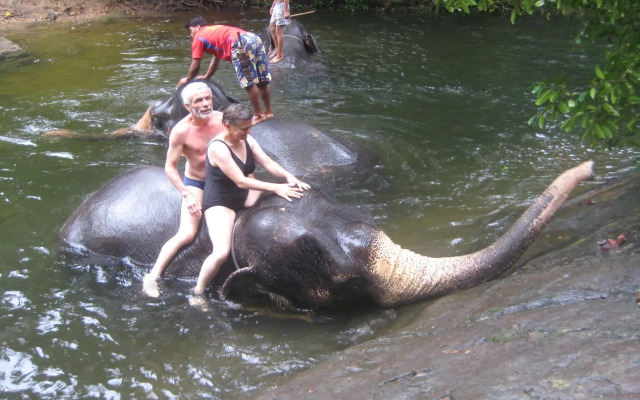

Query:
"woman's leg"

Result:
[[193, 206, 236, 295]]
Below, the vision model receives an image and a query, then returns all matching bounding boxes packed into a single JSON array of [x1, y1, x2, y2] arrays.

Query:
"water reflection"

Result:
[[1, 10, 638, 399]]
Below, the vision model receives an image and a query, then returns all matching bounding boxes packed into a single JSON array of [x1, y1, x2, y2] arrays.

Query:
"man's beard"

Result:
[[193, 107, 212, 119]]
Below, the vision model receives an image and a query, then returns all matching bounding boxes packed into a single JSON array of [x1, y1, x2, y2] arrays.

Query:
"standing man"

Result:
[[142, 81, 225, 297], [177, 15, 273, 126], [268, 0, 290, 64]]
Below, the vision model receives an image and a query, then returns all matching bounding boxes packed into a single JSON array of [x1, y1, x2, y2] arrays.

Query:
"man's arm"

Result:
[[165, 127, 203, 217], [177, 58, 202, 88], [164, 130, 189, 195], [199, 57, 220, 80]]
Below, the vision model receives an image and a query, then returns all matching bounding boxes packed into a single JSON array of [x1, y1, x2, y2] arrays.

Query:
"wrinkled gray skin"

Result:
[[43, 79, 358, 178], [137, 81, 357, 177], [263, 20, 320, 69], [59, 161, 594, 310]]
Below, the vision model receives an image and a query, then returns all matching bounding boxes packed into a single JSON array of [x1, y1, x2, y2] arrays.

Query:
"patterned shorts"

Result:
[[270, 3, 291, 26], [231, 33, 272, 89]]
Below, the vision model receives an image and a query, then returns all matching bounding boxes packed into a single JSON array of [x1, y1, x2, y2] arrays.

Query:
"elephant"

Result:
[[59, 161, 594, 310], [43, 79, 359, 179], [263, 20, 320, 69], [135, 80, 358, 178]]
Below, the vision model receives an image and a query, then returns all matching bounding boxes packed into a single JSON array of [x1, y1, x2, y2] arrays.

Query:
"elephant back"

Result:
[[58, 166, 213, 278]]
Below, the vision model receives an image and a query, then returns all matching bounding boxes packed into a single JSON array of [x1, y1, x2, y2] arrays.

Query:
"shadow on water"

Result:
[[1, 10, 639, 399]]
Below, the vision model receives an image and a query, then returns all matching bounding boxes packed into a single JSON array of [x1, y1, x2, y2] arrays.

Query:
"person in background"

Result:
[[178, 15, 273, 125], [142, 81, 224, 297], [268, 0, 290, 64]]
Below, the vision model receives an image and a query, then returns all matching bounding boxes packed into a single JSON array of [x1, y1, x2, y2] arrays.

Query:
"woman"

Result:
[[192, 103, 310, 302]]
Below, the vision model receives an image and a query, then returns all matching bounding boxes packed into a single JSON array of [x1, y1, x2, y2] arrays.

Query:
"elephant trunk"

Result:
[[367, 161, 594, 308]]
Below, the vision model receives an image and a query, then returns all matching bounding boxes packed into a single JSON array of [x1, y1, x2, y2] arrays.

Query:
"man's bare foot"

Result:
[[252, 114, 267, 125], [270, 56, 283, 64], [142, 273, 160, 298], [265, 112, 274, 119], [268, 50, 276, 58]]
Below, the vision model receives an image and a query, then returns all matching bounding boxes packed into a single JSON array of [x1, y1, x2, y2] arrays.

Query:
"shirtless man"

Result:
[[143, 81, 225, 297]]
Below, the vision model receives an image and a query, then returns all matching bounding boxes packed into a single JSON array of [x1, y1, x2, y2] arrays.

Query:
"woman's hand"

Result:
[[287, 177, 311, 191], [274, 183, 305, 202]]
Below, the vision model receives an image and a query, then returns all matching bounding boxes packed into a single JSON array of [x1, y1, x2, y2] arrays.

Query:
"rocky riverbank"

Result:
[[254, 172, 640, 399]]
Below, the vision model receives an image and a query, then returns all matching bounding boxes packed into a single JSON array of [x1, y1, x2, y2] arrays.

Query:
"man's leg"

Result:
[[238, 33, 272, 124], [143, 187, 203, 297], [257, 81, 273, 119], [245, 84, 267, 125]]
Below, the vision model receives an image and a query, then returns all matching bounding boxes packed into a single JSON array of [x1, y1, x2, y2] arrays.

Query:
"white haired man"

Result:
[[143, 81, 225, 297]]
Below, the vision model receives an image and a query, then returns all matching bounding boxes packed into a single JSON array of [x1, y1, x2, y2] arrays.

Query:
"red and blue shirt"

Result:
[[191, 25, 246, 62]]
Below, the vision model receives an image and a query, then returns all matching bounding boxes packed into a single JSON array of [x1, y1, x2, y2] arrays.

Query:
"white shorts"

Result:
[[270, 3, 291, 26]]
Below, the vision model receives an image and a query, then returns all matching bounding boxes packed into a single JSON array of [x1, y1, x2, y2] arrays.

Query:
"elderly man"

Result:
[[177, 15, 273, 125], [142, 81, 225, 297]]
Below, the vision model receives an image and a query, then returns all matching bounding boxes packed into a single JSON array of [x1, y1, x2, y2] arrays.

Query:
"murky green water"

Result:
[[1, 10, 638, 399]]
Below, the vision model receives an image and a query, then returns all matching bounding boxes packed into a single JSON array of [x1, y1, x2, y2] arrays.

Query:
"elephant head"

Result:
[[59, 161, 594, 310], [132, 79, 240, 138], [263, 20, 320, 69], [222, 161, 595, 309]]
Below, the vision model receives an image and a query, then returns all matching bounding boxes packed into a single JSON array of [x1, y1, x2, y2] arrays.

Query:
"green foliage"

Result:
[[308, 0, 371, 11], [436, 0, 640, 148]]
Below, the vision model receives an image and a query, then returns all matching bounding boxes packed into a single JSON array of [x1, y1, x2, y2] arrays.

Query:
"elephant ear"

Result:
[[221, 267, 295, 309], [304, 33, 319, 54]]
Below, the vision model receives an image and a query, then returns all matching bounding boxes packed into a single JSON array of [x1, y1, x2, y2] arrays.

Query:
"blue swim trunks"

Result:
[[183, 176, 205, 190], [231, 33, 271, 89]]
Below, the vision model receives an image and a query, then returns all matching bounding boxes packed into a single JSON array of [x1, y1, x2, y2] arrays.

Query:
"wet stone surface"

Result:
[[0, 36, 21, 61], [254, 174, 640, 399]]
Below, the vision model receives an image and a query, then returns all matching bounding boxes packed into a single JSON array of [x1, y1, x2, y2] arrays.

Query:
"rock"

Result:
[[0, 36, 23, 62]]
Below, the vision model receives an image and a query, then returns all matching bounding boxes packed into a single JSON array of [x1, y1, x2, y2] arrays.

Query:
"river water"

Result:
[[0, 10, 638, 399]]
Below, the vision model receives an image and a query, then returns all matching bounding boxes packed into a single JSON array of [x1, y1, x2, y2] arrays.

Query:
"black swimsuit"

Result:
[[203, 139, 256, 212]]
